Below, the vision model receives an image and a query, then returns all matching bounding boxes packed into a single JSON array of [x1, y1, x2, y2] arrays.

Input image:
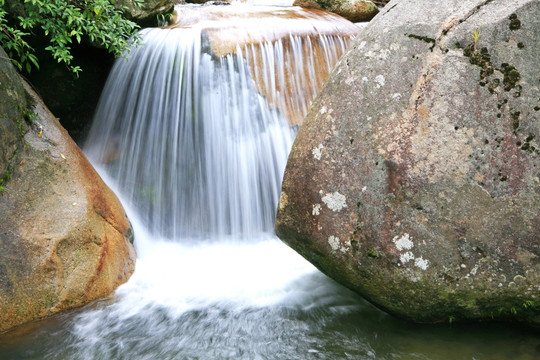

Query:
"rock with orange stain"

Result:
[[168, 5, 361, 125], [0, 48, 136, 334]]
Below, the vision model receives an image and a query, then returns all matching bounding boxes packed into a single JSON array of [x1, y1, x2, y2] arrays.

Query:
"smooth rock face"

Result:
[[0, 53, 136, 333], [276, 0, 540, 325], [114, 0, 175, 21], [293, 0, 379, 22]]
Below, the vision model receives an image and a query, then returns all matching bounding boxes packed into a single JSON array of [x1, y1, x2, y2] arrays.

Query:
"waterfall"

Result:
[[10, 4, 368, 358], [84, 5, 358, 240]]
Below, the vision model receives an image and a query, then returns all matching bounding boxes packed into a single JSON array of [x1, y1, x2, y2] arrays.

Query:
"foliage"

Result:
[[0, 0, 141, 75], [472, 28, 480, 51]]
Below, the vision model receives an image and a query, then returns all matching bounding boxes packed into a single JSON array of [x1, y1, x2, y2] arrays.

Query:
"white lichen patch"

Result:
[[414, 257, 430, 270], [361, 186, 367, 192], [378, 49, 391, 60], [393, 233, 429, 270], [322, 192, 347, 212], [328, 235, 350, 253], [312, 144, 323, 160], [392, 233, 413, 251], [400, 251, 414, 264], [328, 236, 340, 251], [312, 204, 321, 216], [340, 239, 351, 253], [374, 75, 385, 88]]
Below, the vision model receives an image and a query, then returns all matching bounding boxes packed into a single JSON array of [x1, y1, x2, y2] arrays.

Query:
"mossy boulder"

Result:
[[0, 48, 24, 182], [293, 0, 379, 22], [0, 48, 136, 334], [114, 0, 175, 23], [276, 0, 540, 326]]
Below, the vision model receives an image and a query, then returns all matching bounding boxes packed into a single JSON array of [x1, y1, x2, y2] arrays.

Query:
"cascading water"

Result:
[[62, 4, 368, 358], [85, 27, 293, 238], [84, 5, 357, 238], [1, 4, 539, 360]]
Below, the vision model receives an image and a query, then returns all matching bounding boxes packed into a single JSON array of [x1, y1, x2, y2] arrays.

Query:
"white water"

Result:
[[74, 6, 363, 359]]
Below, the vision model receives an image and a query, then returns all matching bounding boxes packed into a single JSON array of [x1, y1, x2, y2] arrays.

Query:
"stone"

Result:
[[114, 0, 175, 22], [0, 48, 24, 182], [293, 0, 379, 23], [276, 0, 540, 325], [0, 49, 136, 333]]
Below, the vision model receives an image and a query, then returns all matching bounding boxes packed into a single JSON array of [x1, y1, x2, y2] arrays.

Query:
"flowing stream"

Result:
[[1, 4, 539, 360]]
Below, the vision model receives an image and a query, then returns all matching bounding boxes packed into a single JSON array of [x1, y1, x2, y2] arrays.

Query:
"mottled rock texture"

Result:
[[0, 48, 136, 334], [276, 0, 540, 325], [293, 0, 379, 22], [114, 0, 175, 22]]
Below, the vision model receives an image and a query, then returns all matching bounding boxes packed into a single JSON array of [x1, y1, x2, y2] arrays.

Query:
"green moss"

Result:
[[509, 14, 521, 30], [407, 33, 436, 51], [501, 63, 521, 91], [487, 78, 500, 94], [463, 45, 493, 81], [0, 148, 18, 195], [367, 248, 381, 258], [126, 226, 135, 244], [511, 110, 520, 131]]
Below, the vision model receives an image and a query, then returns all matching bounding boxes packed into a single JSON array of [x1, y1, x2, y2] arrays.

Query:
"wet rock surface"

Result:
[[293, 0, 379, 22], [276, 0, 540, 325], [168, 5, 360, 125], [114, 0, 175, 22], [0, 50, 136, 334]]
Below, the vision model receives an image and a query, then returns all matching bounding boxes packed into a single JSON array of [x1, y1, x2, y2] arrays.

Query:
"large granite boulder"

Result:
[[276, 0, 540, 325], [0, 48, 136, 333], [293, 0, 379, 23]]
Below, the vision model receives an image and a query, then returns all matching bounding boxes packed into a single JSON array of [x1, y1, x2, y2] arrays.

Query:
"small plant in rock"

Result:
[[472, 28, 480, 52]]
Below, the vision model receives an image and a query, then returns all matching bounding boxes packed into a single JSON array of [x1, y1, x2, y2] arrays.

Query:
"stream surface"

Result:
[[1, 3, 539, 359], [0, 221, 539, 360]]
